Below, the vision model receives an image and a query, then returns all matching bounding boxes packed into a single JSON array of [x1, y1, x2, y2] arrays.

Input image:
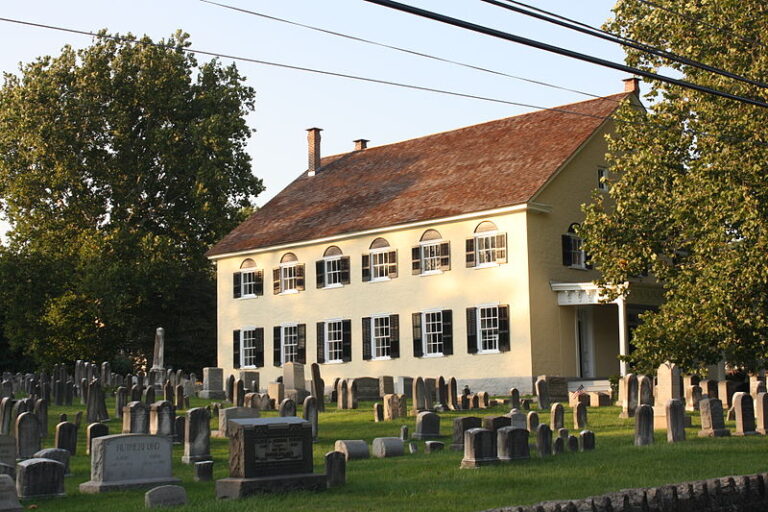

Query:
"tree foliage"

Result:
[[0, 31, 263, 370], [581, 1, 768, 373]]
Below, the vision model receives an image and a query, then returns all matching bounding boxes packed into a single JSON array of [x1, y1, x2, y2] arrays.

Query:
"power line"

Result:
[[362, 0, 768, 109], [483, 0, 768, 90], [636, 0, 767, 49], [199, 0, 608, 102]]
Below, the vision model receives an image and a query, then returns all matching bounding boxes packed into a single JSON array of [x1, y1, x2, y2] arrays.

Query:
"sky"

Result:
[[0, 0, 628, 207]]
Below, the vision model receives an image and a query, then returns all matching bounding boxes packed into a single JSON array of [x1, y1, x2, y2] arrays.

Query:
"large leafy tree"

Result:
[[0, 31, 262, 370], [581, 1, 768, 373]]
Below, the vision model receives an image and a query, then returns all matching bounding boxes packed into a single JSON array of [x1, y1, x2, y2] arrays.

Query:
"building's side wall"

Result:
[[215, 211, 535, 394]]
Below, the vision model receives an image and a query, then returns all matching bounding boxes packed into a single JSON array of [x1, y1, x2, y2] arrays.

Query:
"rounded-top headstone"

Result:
[[145, 484, 187, 508], [333, 440, 369, 461]]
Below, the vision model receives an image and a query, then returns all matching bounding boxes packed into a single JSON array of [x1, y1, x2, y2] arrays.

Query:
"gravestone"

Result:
[[80, 434, 179, 493], [239, 370, 259, 394], [635, 404, 654, 446], [573, 402, 587, 430], [33, 399, 47, 439], [448, 378, 459, 410], [0, 436, 13, 467], [684, 384, 703, 412], [122, 401, 149, 434], [200, 368, 226, 399], [477, 391, 490, 409], [394, 376, 413, 398], [413, 411, 440, 440], [142, 386, 156, 406], [145, 485, 187, 508], [54, 421, 77, 455], [568, 435, 579, 452], [283, 362, 306, 393], [553, 436, 564, 455], [336, 380, 347, 410], [372, 437, 404, 458], [654, 362, 686, 429], [216, 417, 325, 498], [115, 386, 128, 420], [527, 411, 539, 432], [130, 384, 143, 402], [579, 430, 596, 451], [16, 458, 65, 499], [149, 401, 174, 437], [482, 415, 511, 433], [226, 375, 236, 403], [217, 407, 261, 438], [174, 416, 185, 444], [0, 474, 20, 511], [719, 380, 738, 408], [86, 423, 109, 455], [182, 408, 211, 464], [325, 451, 345, 488], [701, 379, 718, 399], [638, 375, 653, 405], [383, 394, 400, 421], [534, 377, 550, 409], [412, 378, 427, 414], [278, 398, 297, 417], [175, 385, 185, 410], [379, 376, 394, 397], [508, 409, 527, 429], [302, 396, 318, 441], [423, 378, 435, 410], [699, 398, 730, 437], [15, 412, 40, 459], [535, 424, 552, 457], [424, 441, 444, 453], [194, 461, 213, 482], [0, 399, 12, 436], [33, 448, 70, 476], [550, 403, 564, 431], [334, 440, 369, 461], [509, 388, 520, 409], [755, 392, 768, 435], [310, 363, 325, 412], [497, 427, 529, 461], [346, 379, 359, 409], [233, 379, 245, 408], [400, 425, 408, 441], [666, 399, 686, 443], [732, 392, 757, 436], [460, 428, 498, 468], [619, 373, 638, 418]]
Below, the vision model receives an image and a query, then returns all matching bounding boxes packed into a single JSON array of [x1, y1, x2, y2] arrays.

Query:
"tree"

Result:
[[581, 1, 768, 373], [0, 31, 263, 370]]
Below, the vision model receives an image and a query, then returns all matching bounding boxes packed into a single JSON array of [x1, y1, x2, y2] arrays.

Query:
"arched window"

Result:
[[412, 229, 450, 274], [233, 259, 263, 298], [273, 253, 305, 294], [280, 252, 298, 264], [363, 238, 397, 281], [317, 246, 350, 288], [323, 246, 342, 257], [420, 229, 442, 242], [240, 258, 256, 269], [466, 221, 507, 268], [562, 223, 587, 269]]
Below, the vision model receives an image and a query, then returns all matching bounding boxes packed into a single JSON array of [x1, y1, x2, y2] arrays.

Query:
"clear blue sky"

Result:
[[0, 0, 628, 206]]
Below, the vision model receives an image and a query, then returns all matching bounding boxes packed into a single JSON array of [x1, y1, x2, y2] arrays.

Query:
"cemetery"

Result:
[[2, 359, 768, 511]]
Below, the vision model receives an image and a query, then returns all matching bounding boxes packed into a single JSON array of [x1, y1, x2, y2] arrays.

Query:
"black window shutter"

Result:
[[254, 328, 264, 367], [273, 268, 281, 294], [342, 319, 352, 362], [316, 260, 325, 288], [466, 308, 478, 354], [233, 330, 241, 369], [498, 305, 510, 352], [495, 233, 507, 263], [562, 235, 573, 266], [439, 241, 451, 271], [297, 324, 306, 364], [362, 317, 372, 360], [412, 313, 423, 358], [273, 326, 282, 366], [390, 315, 400, 358], [296, 264, 305, 291], [316, 322, 325, 364], [411, 246, 421, 275], [233, 273, 242, 298], [340, 256, 351, 284], [465, 238, 476, 267], [255, 270, 264, 296], [388, 250, 398, 278], [362, 254, 371, 282], [442, 309, 453, 355]]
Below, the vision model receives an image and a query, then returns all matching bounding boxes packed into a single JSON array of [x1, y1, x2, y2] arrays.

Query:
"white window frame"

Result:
[[476, 304, 501, 354], [240, 270, 258, 298], [370, 248, 392, 282], [597, 167, 609, 192], [240, 326, 260, 368], [280, 263, 298, 294], [567, 233, 587, 270], [324, 319, 344, 363], [371, 314, 392, 360], [281, 323, 298, 365], [422, 309, 444, 357], [474, 231, 499, 268], [323, 256, 343, 289], [419, 240, 442, 275]]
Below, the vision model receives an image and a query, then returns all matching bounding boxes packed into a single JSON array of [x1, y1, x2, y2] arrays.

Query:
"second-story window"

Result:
[[362, 238, 398, 282], [233, 258, 263, 299], [466, 221, 507, 268], [412, 229, 450, 275], [562, 223, 590, 269], [273, 252, 305, 294], [316, 246, 351, 289]]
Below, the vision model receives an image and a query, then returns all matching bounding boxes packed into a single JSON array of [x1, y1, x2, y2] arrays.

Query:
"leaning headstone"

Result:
[[755, 392, 768, 435], [122, 401, 149, 434], [200, 368, 226, 399], [634, 404, 654, 446], [325, 451, 345, 489], [278, 398, 296, 417], [54, 421, 77, 455], [497, 427, 529, 461], [79, 434, 179, 493], [16, 458, 65, 499], [0, 474, 20, 511], [145, 484, 187, 508], [579, 430, 596, 451], [334, 440, 369, 461], [413, 411, 440, 440], [460, 428, 498, 468], [182, 408, 211, 464], [665, 399, 686, 443], [535, 377, 550, 409], [15, 412, 40, 459], [535, 424, 552, 457], [372, 437, 404, 458], [302, 396, 318, 441], [86, 423, 109, 456], [732, 392, 758, 436], [550, 403, 564, 431], [699, 398, 730, 437], [194, 461, 213, 482]]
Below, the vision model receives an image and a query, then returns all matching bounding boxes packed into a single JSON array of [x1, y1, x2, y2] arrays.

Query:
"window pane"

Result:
[[242, 329, 257, 366], [242, 271, 256, 296], [373, 316, 391, 358], [326, 321, 343, 361], [421, 243, 440, 272], [424, 311, 443, 355], [479, 306, 499, 352], [476, 234, 496, 265], [282, 325, 298, 363], [371, 251, 390, 279], [325, 258, 341, 286], [281, 265, 297, 291]]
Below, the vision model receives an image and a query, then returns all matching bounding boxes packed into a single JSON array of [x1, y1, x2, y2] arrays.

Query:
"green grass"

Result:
[[21, 395, 768, 511]]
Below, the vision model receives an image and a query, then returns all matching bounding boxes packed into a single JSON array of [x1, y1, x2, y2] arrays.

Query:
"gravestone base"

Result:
[[459, 458, 499, 469], [199, 390, 226, 400], [698, 428, 730, 438], [79, 476, 181, 494], [216, 473, 326, 498], [653, 415, 691, 430]]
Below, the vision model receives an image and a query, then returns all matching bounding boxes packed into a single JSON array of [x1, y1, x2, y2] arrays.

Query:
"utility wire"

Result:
[[362, 0, 768, 109], [485, 0, 768, 90], [636, 0, 766, 49], [199, 0, 608, 101]]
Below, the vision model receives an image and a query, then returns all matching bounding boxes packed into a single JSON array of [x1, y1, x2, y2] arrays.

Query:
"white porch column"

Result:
[[616, 296, 629, 376]]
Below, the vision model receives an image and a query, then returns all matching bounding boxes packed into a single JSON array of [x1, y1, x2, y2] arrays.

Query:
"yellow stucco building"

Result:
[[206, 79, 661, 394]]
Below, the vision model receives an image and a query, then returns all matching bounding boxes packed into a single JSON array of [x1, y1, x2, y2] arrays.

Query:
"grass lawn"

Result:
[[20, 394, 768, 511]]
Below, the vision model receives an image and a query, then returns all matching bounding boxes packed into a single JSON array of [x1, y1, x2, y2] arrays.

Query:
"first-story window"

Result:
[[412, 309, 453, 357], [362, 315, 400, 360], [316, 319, 351, 363], [273, 324, 306, 366], [467, 304, 510, 354], [232, 327, 264, 369]]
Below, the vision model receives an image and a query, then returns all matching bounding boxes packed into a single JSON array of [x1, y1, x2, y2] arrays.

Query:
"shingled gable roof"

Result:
[[206, 91, 631, 258]]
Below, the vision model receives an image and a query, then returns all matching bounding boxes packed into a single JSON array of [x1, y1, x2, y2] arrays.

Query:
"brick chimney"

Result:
[[307, 127, 322, 176], [354, 139, 369, 151], [623, 77, 640, 94]]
